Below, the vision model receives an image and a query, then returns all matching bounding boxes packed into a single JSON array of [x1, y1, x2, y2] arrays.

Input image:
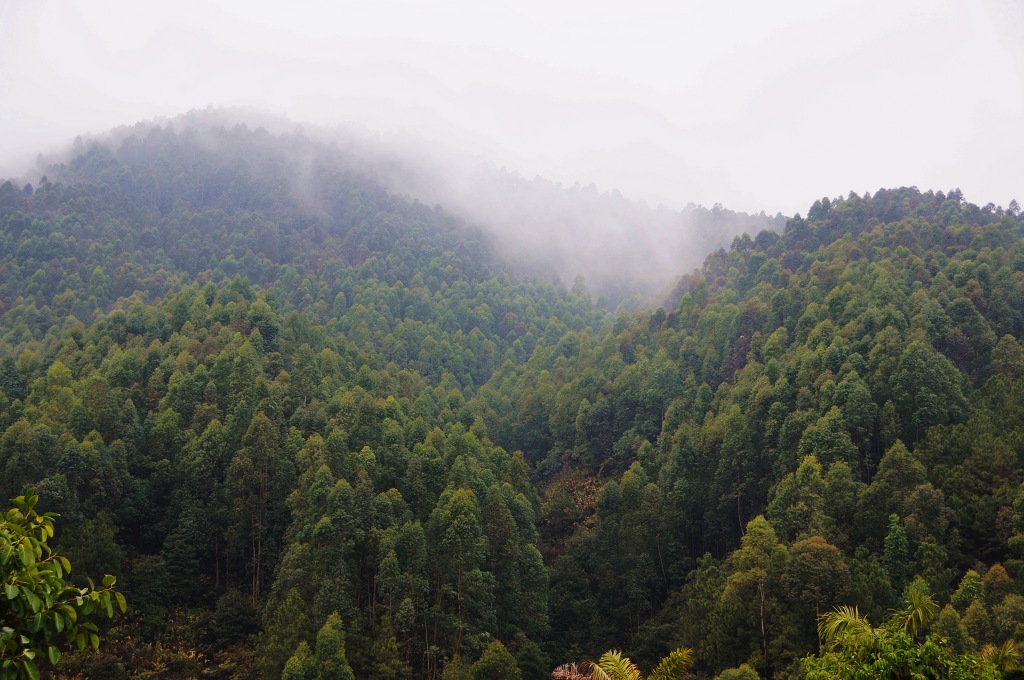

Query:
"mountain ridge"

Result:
[[11, 110, 787, 305]]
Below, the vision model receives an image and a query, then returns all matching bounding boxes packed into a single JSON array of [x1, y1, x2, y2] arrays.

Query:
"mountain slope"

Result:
[[2, 117, 1023, 679], [500, 187, 1024, 674]]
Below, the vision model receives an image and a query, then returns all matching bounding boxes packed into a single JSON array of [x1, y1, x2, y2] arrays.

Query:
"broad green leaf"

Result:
[[24, 590, 41, 613]]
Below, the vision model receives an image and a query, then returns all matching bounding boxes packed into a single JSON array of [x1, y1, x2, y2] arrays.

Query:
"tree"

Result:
[[442, 655, 473, 680], [991, 335, 1024, 379], [0, 492, 125, 680], [367, 614, 410, 680], [647, 647, 694, 680], [890, 341, 969, 443], [227, 411, 292, 606], [280, 612, 355, 680], [515, 638, 550, 680], [430, 488, 487, 651], [282, 642, 314, 680], [716, 665, 758, 680], [590, 651, 641, 680], [981, 640, 1023, 675], [292, 344, 323, 407], [581, 647, 692, 680], [722, 516, 787, 670], [471, 641, 521, 680], [881, 515, 910, 591], [313, 612, 355, 680], [260, 589, 312, 678], [806, 590, 995, 679], [766, 456, 828, 542], [784, 536, 851, 642], [951, 570, 984, 612], [797, 408, 858, 469]]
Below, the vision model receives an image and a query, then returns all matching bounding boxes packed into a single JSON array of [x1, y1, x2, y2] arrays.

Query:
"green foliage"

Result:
[[514, 638, 550, 680], [0, 492, 125, 680], [470, 641, 522, 680], [4, 121, 1024, 678], [951, 569, 985, 612], [807, 591, 998, 679], [282, 642, 314, 680], [442, 655, 473, 680], [580, 647, 692, 680], [592, 651, 642, 680], [715, 664, 758, 680], [881, 515, 910, 590], [647, 647, 693, 680], [313, 613, 355, 680]]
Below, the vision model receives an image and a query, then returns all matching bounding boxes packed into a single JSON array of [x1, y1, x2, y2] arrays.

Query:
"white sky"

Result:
[[0, 0, 1022, 215]]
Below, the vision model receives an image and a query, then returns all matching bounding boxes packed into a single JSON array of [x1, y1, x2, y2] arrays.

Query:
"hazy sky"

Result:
[[1, 0, 1022, 215]]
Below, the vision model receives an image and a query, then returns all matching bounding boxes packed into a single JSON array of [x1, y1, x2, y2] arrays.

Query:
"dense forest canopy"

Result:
[[1, 116, 1023, 679]]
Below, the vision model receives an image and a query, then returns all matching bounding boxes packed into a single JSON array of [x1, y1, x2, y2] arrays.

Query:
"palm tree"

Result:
[[590, 651, 642, 680], [982, 640, 1023, 675], [647, 648, 694, 680], [808, 590, 1004, 679], [554, 647, 693, 680], [818, 588, 939, 650], [817, 605, 875, 650], [894, 587, 938, 638]]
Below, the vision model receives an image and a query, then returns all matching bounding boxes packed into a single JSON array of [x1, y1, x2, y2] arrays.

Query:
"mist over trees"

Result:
[[1, 116, 1023, 679], [26, 110, 784, 305]]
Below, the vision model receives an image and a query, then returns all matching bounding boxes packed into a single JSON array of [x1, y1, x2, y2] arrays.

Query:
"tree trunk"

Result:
[[456, 566, 464, 651], [760, 582, 768, 667]]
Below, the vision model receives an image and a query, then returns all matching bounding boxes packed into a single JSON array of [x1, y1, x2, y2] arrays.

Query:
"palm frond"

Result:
[[818, 605, 874, 649], [593, 650, 642, 680], [896, 588, 938, 637], [648, 647, 693, 680], [587, 661, 613, 680], [981, 640, 1023, 672]]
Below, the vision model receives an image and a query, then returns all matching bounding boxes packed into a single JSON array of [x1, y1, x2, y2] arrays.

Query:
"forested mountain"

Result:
[[500, 188, 1024, 678], [17, 109, 784, 306], [1, 117, 1023, 679]]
